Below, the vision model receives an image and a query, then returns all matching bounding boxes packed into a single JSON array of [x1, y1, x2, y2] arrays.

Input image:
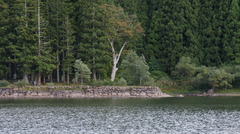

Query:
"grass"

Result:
[[161, 86, 203, 94], [215, 88, 240, 94]]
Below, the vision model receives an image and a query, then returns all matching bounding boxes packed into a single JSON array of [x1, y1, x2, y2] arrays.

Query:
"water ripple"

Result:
[[0, 98, 240, 134]]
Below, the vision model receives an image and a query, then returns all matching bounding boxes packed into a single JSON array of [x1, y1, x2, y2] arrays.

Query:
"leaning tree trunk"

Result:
[[109, 40, 128, 81], [111, 60, 118, 81]]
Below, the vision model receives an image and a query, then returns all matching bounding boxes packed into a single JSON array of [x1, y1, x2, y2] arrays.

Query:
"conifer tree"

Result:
[[0, 0, 9, 79], [222, 0, 240, 64], [74, 0, 111, 81]]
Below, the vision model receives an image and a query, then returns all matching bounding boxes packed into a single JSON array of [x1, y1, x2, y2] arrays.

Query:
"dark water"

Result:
[[0, 97, 240, 134]]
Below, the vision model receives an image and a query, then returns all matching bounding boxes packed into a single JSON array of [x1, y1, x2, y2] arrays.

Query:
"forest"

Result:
[[0, 0, 240, 91]]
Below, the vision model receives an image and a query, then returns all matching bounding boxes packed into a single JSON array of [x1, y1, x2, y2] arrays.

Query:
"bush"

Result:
[[117, 78, 127, 86], [46, 83, 54, 86], [193, 67, 233, 90], [223, 65, 240, 88], [156, 78, 177, 88], [91, 80, 115, 86], [73, 59, 91, 84], [121, 51, 153, 86], [151, 70, 169, 80], [14, 80, 28, 87], [172, 57, 196, 81], [0, 80, 10, 87]]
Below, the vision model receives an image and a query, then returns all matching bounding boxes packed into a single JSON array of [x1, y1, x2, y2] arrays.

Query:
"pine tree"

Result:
[[0, 0, 9, 79], [222, 0, 240, 64], [75, 0, 111, 81], [61, 16, 75, 84], [199, 1, 223, 66]]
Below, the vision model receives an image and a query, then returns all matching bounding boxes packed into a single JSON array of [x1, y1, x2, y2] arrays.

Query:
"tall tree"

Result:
[[121, 51, 153, 86], [104, 4, 144, 81], [0, 0, 9, 79], [222, 0, 240, 64], [61, 16, 75, 84], [74, 0, 111, 81]]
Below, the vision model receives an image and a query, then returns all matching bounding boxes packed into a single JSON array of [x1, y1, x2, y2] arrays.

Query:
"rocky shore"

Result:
[[0, 86, 171, 98]]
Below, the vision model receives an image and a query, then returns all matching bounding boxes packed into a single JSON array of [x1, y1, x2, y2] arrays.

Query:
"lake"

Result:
[[0, 97, 240, 134]]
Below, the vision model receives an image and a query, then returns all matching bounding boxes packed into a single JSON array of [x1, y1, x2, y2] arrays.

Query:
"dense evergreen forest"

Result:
[[0, 0, 240, 90]]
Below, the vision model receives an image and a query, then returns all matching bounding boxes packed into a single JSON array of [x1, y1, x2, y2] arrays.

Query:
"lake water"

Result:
[[0, 97, 240, 134]]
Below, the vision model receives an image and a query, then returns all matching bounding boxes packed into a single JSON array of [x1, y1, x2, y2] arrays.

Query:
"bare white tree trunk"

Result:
[[109, 40, 128, 81]]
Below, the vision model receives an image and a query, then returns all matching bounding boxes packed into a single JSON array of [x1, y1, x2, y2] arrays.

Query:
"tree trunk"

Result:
[[111, 60, 118, 81], [67, 67, 70, 84], [37, 0, 41, 85], [57, 54, 60, 82], [43, 76, 46, 84], [23, 72, 29, 84], [109, 40, 128, 81], [49, 73, 53, 83], [62, 70, 65, 83], [36, 72, 41, 86], [22, 0, 29, 85], [62, 53, 65, 83], [92, 68, 96, 81], [56, 1, 60, 83]]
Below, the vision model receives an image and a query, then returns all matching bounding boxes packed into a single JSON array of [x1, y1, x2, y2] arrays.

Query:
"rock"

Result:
[[0, 86, 171, 98]]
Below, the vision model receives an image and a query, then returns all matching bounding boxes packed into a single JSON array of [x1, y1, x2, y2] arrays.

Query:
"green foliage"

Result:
[[73, 59, 92, 84], [0, 80, 10, 87], [223, 65, 240, 88], [46, 82, 54, 86], [74, 0, 111, 80], [14, 80, 28, 87], [1, 0, 240, 91], [91, 80, 115, 86], [151, 70, 169, 80], [121, 51, 153, 86], [117, 78, 127, 86], [172, 57, 196, 81], [193, 67, 234, 90], [156, 78, 177, 89]]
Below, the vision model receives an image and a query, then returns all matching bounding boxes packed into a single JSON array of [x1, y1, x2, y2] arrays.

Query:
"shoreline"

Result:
[[171, 93, 240, 97], [0, 86, 172, 99]]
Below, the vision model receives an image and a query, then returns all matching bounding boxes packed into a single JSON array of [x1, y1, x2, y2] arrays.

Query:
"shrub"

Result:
[[46, 83, 54, 86], [0, 80, 10, 87], [172, 57, 196, 81], [151, 70, 169, 80], [193, 67, 234, 90], [91, 80, 116, 86], [121, 51, 153, 86], [156, 78, 177, 88], [14, 80, 28, 87], [117, 78, 127, 86], [73, 59, 91, 84]]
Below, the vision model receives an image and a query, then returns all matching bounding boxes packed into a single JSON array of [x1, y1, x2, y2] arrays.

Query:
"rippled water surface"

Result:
[[0, 97, 240, 134]]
